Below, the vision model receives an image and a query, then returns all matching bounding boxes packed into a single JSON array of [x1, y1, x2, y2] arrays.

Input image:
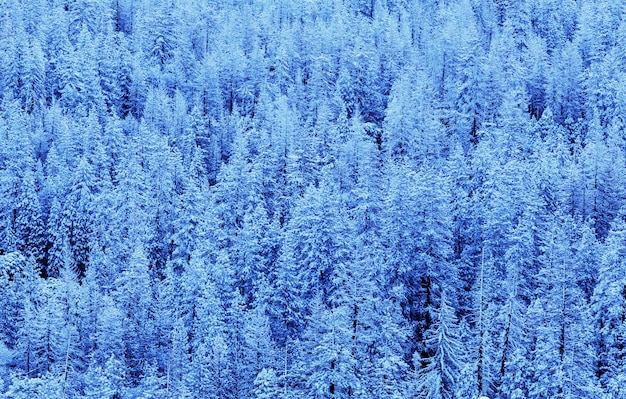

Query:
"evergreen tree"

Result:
[[113, 241, 155, 385], [593, 209, 626, 397], [18, 37, 46, 116], [528, 214, 600, 398], [413, 289, 463, 399]]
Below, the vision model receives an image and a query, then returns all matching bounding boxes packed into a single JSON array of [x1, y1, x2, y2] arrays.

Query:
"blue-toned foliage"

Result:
[[0, 0, 621, 398]]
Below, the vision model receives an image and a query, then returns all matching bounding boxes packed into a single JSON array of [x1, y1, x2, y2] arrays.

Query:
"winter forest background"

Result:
[[1, 0, 626, 397]]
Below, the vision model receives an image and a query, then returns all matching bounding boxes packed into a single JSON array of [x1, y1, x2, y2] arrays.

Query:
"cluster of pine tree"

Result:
[[0, 0, 625, 398]]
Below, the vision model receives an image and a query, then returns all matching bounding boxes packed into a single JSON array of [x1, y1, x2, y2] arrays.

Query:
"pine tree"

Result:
[[59, 27, 106, 115], [300, 294, 359, 399], [188, 273, 232, 399], [84, 354, 126, 399], [113, 241, 155, 385], [67, 0, 113, 40], [254, 367, 280, 399], [413, 289, 463, 399], [13, 166, 47, 266], [593, 209, 626, 397], [528, 214, 601, 398], [18, 38, 46, 116], [383, 65, 443, 163], [62, 156, 95, 276], [384, 163, 456, 358]]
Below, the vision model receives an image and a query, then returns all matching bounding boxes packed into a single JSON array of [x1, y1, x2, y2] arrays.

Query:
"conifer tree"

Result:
[[413, 289, 463, 399]]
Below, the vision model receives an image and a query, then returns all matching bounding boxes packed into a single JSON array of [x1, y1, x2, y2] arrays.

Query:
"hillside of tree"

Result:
[[0, 0, 624, 398]]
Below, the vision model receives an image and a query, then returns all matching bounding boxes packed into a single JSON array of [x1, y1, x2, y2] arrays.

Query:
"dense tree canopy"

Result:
[[0, 0, 623, 398]]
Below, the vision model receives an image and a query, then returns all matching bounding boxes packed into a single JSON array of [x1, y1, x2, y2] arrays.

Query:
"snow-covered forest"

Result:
[[0, 0, 624, 397]]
